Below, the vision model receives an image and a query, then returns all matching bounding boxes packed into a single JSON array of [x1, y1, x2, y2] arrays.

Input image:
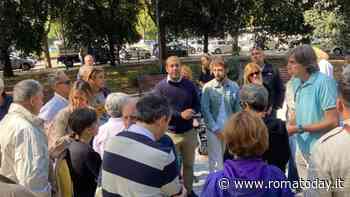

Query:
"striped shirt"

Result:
[[102, 124, 182, 197]]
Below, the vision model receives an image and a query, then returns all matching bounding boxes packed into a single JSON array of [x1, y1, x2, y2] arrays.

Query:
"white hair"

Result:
[[13, 79, 43, 102], [105, 92, 131, 117]]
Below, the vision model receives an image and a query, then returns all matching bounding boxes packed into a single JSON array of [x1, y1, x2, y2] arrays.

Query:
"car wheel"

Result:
[[190, 48, 196, 54], [215, 48, 222, 54], [22, 63, 31, 71], [197, 48, 202, 53], [333, 48, 342, 56]]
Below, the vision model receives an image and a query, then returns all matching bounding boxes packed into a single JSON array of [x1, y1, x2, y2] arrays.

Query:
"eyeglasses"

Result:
[[57, 80, 71, 85], [249, 71, 260, 77]]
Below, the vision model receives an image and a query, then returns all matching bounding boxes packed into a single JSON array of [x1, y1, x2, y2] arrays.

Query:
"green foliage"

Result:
[[136, 8, 157, 40]]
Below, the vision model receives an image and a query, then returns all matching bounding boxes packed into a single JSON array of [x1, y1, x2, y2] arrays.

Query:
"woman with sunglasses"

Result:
[[243, 62, 263, 85]]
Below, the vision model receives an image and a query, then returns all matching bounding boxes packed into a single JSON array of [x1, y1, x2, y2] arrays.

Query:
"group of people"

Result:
[[0, 43, 348, 197]]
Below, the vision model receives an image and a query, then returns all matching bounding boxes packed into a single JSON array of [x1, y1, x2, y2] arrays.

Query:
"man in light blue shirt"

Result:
[[286, 45, 338, 181], [39, 71, 71, 126], [201, 56, 240, 172]]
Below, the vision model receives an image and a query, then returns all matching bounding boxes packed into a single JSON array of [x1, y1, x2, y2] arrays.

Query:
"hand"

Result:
[[216, 132, 224, 140], [287, 124, 298, 136], [174, 185, 187, 197], [181, 109, 194, 120]]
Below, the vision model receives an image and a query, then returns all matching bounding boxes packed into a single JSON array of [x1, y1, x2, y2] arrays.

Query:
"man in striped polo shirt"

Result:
[[102, 94, 187, 197]]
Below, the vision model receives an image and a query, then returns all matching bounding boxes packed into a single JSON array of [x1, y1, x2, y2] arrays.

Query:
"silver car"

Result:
[[0, 55, 36, 71]]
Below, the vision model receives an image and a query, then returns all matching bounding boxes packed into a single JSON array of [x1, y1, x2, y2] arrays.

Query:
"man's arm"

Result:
[[15, 128, 51, 197], [288, 108, 338, 135]]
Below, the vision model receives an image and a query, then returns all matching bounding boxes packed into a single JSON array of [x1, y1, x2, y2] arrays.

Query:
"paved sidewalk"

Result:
[[193, 151, 209, 196]]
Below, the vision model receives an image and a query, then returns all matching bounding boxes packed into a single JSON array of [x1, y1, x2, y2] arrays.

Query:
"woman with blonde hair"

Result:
[[181, 65, 193, 81], [201, 111, 293, 196], [243, 62, 263, 85]]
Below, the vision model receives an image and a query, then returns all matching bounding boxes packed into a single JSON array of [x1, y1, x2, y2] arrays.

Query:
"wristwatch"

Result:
[[297, 124, 304, 133]]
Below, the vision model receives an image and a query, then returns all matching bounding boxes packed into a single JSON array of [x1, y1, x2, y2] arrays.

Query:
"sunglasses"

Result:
[[249, 71, 260, 77], [57, 80, 71, 85]]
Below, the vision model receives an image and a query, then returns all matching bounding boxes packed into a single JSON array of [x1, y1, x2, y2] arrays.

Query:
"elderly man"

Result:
[[307, 65, 350, 197], [287, 45, 338, 181], [39, 71, 71, 125], [93, 92, 136, 157], [201, 56, 240, 172], [102, 94, 186, 197], [154, 56, 200, 197], [77, 54, 95, 80], [250, 46, 284, 117], [0, 80, 51, 197]]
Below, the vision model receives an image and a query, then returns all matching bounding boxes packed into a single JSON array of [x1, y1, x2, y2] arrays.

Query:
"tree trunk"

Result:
[[108, 35, 116, 67], [43, 33, 52, 68], [203, 32, 209, 53], [159, 21, 167, 73], [1, 48, 14, 77], [115, 44, 121, 65], [232, 33, 240, 56]]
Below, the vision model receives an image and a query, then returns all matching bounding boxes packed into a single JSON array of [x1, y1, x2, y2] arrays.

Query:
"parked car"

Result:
[[119, 47, 151, 60], [166, 44, 189, 57], [0, 55, 36, 71], [208, 40, 232, 54], [188, 40, 203, 54]]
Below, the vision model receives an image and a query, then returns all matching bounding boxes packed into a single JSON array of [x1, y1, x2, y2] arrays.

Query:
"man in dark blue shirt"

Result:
[[154, 56, 200, 197]]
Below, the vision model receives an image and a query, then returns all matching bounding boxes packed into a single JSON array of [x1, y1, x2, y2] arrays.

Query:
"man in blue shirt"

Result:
[[286, 45, 338, 182], [153, 56, 200, 197]]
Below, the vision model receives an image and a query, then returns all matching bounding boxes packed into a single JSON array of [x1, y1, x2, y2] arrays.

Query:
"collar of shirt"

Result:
[[167, 75, 182, 83], [8, 103, 44, 129], [54, 92, 69, 104], [213, 78, 229, 88], [128, 123, 156, 141]]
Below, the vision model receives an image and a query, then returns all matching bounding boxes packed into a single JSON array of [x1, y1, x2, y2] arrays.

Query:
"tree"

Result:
[[136, 7, 157, 40], [0, 0, 48, 77], [60, 0, 142, 66]]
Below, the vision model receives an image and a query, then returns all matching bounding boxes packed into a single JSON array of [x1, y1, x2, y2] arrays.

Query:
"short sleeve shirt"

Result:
[[292, 72, 337, 154]]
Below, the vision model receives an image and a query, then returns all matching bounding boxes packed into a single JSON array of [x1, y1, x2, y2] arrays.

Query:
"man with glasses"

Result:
[[201, 56, 240, 172], [154, 56, 200, 197], [39, 70, 71, 126], [251, 46, 284, 117]]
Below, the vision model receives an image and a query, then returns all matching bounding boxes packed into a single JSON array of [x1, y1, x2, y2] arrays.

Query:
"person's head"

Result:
[[13, 79, 44, 115], [84, 67, 105, 92], [287, 44, 318, 79], [181, 65, 193, 81], [166, 56, 181, 81], [69, 80, 93, 109], [211, 56, 228, 82], [0, 78, 4, 96], [68, 107, 98, 141], [48, 71, 71, 98], [240, 84, 269, 114], [224, 111, 269, 158], [250, 47, 265, 66], [134, 94, 171, 140], [337, 65, 350, 119], [243, 62, 263, 85], [200, 53, 211, 71], [104, 92, 130, 118], [84, 55, 94, 66], [122, 98, 137, 128]]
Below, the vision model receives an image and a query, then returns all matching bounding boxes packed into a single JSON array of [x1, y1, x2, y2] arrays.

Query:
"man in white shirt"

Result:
[[0, 80, 51, 197], [39, 71, 71, 126]]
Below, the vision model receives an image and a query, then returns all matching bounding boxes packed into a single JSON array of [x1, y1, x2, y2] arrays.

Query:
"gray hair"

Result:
[[13, 79, 43, 102], [105, 92, 130, 117], [48, 70, 65, 88], [240, 84, 269, 112], [135, 94, 171, 124], [288, 44, 319, 74], [0, 78, 4, 93]]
